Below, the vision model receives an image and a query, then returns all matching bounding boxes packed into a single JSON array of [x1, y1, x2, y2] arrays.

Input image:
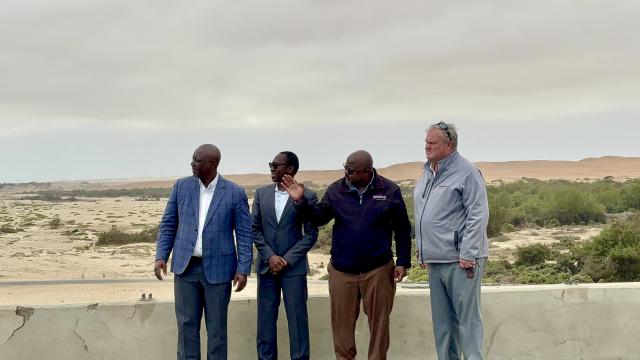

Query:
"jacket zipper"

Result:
[[417, 170, 437, 263]]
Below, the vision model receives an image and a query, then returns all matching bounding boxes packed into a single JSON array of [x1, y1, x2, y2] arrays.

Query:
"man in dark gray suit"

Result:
[[251, 151, 319, 360]]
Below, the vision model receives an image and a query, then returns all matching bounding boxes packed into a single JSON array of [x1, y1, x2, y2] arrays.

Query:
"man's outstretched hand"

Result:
[[281, 175, 305, 202]]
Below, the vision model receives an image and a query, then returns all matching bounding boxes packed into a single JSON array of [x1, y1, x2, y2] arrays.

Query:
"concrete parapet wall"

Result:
[[1, 283, 639, 359]]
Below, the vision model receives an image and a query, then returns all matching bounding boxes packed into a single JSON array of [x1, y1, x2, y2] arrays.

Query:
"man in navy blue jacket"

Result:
[[282, 150, 412, 360]]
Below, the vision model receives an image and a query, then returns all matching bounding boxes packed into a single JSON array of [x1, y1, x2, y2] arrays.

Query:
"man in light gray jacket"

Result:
[[414, 122, 489, 360]]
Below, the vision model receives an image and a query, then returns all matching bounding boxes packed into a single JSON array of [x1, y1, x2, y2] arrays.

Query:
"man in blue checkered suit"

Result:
[[155, 144, 253, 360]]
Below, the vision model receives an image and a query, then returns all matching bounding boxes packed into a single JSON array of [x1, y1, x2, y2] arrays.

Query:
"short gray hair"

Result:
[[429, 122, 458, 148]]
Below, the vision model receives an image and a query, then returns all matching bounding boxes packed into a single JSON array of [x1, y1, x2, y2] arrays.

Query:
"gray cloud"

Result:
[[1, 1, 639, 181], [1, 0, 638, 134]]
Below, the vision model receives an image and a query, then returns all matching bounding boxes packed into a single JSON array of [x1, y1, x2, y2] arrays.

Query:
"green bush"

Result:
[[500, 223, 518, 233], [312, 220, 334, 251], [406, 266, 429, 283], [569, 274, 593, 284], [482, 179, 639, 236], [484, 260, 514, 284], [575, 214, 640, 282], [96, 225, 159, 246], [622, 183, 640, 210], [515, 244, 552, 266], [513, 264, 571, 284], [26, 188, 172, 200], [605, 247, 640, 281], [0, 224, 18, 233], [549, 190, 605, 225], [49, 215, 62, 229]]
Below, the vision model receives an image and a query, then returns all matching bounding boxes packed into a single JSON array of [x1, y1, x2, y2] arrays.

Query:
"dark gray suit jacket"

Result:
[[251, 184, 319, 276]]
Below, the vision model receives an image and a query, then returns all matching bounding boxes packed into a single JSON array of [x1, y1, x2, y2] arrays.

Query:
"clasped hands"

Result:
[[268, 255, 288, 275]]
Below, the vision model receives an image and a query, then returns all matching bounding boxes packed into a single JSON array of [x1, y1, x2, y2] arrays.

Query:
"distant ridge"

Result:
[[42, 156, 640, 190], [474, 156, 640, 183]]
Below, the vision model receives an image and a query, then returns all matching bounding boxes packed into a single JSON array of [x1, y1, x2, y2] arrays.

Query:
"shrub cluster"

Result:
[[49, 215, 62, 229], [26, 188, 172, 200], [96, 225, 159, 246], [481, 213, 640, 284], [400, 179, 639, 239], [576, 213, 640, 282], [0, 224, 19, 233]]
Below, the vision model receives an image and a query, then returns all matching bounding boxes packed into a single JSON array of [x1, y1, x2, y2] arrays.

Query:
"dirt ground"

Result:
[[0, 193, 332, 283], [488, 225, 603, 262], [0, 187, 604, 304]]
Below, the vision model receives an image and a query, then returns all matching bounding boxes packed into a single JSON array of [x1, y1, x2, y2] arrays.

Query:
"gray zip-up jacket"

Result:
[[414, 151, 489, 263]]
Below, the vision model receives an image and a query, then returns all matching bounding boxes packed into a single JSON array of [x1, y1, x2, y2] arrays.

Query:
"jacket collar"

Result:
[[340, 168, 386, 193], [425, 151, 459, 174]]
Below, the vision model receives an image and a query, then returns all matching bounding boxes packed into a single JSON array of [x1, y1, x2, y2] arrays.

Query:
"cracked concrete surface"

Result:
[[0, 284, 639, 359], [485, 320, 504, 356], [1, 306, 35, 345], [0, 307, 28, 345], [73, 317, 91, 353]]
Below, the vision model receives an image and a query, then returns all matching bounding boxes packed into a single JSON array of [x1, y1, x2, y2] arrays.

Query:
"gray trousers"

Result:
[[428, 258, 486, 360], [174, 257, 232, 360]]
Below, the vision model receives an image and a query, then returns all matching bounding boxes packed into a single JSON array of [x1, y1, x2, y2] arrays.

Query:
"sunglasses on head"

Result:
[[435, 122, 452, 141]]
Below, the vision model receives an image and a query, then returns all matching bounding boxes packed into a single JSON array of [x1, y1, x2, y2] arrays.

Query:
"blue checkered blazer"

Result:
[[155, 175, 253, 284]]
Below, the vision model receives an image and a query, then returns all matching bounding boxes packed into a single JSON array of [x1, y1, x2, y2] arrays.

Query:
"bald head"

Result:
[[192, 144, 221, 186], [195, 144, 221, 164], [346, 150, 373, 169], [344, 150, 374, 188]]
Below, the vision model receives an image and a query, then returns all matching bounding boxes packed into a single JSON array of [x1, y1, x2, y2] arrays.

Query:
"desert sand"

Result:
[[2, 156, 638, 304], [25, 156, 640, 190]]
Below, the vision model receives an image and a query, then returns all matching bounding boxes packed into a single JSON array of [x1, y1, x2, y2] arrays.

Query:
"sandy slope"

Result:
[[18, 156, 640, 190]]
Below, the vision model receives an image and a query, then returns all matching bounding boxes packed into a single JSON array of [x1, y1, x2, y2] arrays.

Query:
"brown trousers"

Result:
[[328, 260, 396, 360]]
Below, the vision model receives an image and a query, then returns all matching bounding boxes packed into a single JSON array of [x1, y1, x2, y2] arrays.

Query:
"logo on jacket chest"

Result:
[[372, 195, 387, 201]]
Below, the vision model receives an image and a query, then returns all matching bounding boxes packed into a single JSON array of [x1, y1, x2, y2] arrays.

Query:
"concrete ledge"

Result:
[[1, 284, 639, 359]]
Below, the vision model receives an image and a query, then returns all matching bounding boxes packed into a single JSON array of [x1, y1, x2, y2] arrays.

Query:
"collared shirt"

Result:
[[193, 174, 219, 257], [430, 161, 438, 176], [346, 174, 375, 205], [274, 184, 289, 223]]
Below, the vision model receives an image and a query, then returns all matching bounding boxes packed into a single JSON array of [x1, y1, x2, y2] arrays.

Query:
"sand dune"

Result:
[[44, 156, 640, 190]]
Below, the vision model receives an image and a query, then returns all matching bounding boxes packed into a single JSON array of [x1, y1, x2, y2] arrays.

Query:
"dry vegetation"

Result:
[[3, 157, 640, 283]]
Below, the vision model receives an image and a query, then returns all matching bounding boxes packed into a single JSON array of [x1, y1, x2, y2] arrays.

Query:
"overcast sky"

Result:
[[1, 0, 639, 182]]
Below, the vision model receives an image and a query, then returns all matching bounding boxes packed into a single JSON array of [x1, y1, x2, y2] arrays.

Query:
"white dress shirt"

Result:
[[193, 174, 219, 257], [274, 184, 289, 223]]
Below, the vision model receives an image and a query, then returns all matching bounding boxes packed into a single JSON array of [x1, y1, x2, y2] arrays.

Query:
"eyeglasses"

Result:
[[435, 122, 452, 141], [268, 162, 289, 169], [343, 164, 355, 175], [343, 163, 371, 176]]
